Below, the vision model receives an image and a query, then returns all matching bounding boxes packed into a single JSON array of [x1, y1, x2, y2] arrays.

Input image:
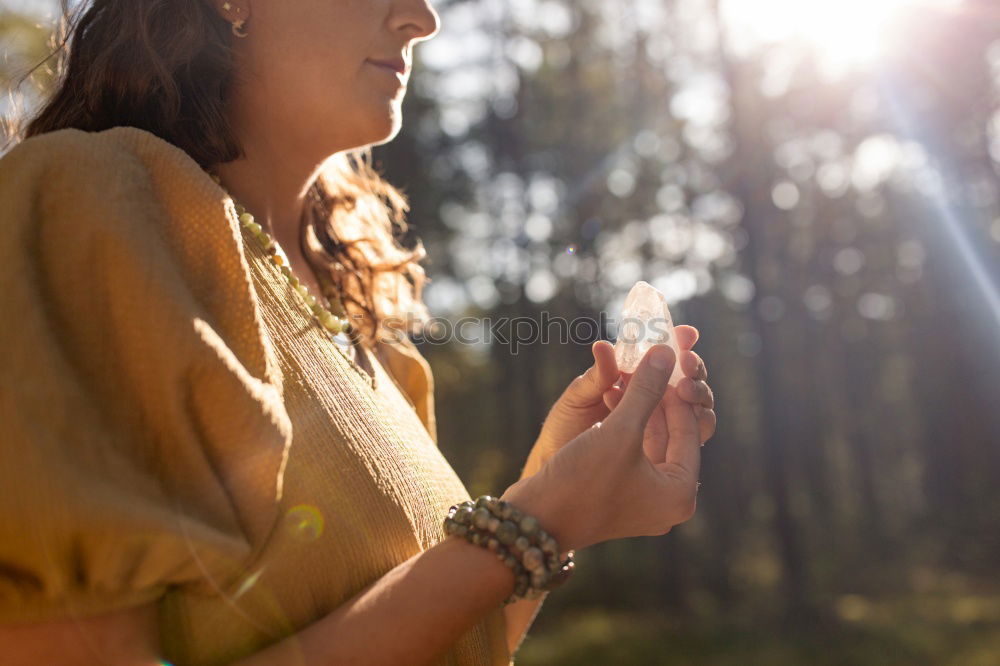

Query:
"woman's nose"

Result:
[[391, 0, 440, 42]]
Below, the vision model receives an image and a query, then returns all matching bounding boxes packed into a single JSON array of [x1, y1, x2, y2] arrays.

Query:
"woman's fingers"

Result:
[[677, 377, 713, 409], [660, 391, 701, 482], [605, 344, 674, 439], [567, 341, 620, 406], [693, 405, 717, 445], [591, 340, 620, 387], [677, 377, 715, 444], [675, 325, 699, 350], [607, 381, 670, 463], [680, 350, 707, 381], [603, 386, 624, 411], [643, 399, 669, 464], [610, 381, 715, 443]]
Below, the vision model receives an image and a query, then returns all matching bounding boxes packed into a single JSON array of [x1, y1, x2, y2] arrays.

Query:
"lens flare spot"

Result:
[[285, 504, 325, 542], [565, 244, 577, 255]]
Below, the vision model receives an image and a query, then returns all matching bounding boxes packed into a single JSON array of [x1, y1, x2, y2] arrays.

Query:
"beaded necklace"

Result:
[[210, 174, 377, 389]]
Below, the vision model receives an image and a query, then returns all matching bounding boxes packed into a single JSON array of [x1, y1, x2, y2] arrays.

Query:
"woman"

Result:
[[0, 0, 717, 663]]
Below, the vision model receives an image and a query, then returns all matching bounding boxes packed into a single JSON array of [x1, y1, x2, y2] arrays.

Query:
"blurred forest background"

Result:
[[3, 0, 1000, 663]]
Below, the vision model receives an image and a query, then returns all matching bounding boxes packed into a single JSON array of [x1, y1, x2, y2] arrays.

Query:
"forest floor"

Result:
[[517, 592, 1000, 665]]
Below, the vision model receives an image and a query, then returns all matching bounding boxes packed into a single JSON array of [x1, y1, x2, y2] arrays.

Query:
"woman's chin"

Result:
[[372, 116, 404, 146], [358, 107, 404, 148], [307, 102, 403, 153]]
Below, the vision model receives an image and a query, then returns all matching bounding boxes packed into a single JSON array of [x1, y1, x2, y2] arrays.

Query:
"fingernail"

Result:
[[649, 345, 673, 370]]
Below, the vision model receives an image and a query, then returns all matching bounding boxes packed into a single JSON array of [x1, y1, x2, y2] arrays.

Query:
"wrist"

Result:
[[445, 495, 576, 603], [500, 475, 585, 553]]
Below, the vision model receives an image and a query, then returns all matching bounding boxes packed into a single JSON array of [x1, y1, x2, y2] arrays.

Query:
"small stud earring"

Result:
[[232, 18, 249, 38], [222, 2, 232, 10]]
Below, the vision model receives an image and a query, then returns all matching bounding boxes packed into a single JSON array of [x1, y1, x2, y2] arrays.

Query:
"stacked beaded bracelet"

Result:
[[444, 496, 576, 605]]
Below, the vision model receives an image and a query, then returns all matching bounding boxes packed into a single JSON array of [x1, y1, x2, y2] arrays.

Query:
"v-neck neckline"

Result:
[[231, 201, 379, 390]]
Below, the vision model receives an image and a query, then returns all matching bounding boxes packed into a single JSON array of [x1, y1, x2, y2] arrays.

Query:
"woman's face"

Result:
[[229, 0, 439, 158]]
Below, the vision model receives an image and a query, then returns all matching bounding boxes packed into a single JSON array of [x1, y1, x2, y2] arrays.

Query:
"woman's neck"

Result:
[[213, 125, 332, 305], [213, 129, 319, 248]]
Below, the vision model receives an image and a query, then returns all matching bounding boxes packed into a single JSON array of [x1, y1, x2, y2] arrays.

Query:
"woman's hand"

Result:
[[523, 326, 715, 478], [504, 344, 702, 551]]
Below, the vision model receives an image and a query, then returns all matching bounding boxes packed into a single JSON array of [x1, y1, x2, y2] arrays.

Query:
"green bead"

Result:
[[325, 317, 343, 334], [487, 538, 500, 552], [304, 293, 317, 307], [523, 547, 545, 571], [531, 568, 548, 588], [496, 521, 518, 546], [475, 496, 494, 509], [238, 212, 254, 226], [514, 536, 530, 553], [248, 221, 263, 235], [518, 515, 540, 538], [487, 517, 500, 533], [498, 502, 515, 520], [504, 555, 520, 570], [472, 508, 491, 530], [490, 500, 510, 518], [311, 303, 326, 317], [455, 504, 473, 522]]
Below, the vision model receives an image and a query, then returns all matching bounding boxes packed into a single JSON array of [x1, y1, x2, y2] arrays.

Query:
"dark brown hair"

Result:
[[19, 0, 431, 347]]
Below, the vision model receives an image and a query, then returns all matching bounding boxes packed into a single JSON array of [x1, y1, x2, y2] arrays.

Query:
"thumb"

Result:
[[604, 344, 674, 435]]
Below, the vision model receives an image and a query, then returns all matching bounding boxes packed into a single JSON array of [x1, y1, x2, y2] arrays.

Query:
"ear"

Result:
[[209, 0, 251, 25]]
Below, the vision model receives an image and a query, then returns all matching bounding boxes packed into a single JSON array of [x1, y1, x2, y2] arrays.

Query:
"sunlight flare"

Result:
[[723, 0, 964, 72]]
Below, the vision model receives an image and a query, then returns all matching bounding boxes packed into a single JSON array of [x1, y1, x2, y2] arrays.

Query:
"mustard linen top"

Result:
[[0, 126, 510, 665]]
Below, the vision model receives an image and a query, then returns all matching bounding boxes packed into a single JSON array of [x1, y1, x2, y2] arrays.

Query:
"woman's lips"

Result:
[[367, 58, 408, 77]]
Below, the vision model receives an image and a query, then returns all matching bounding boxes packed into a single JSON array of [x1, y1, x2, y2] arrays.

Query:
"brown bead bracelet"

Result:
[[443, 495, 576, 605]]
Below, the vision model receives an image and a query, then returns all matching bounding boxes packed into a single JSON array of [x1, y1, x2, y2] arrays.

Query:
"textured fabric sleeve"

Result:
[[0, 129, 292, 622]]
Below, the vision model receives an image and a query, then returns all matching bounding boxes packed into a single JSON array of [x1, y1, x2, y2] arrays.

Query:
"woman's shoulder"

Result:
[[1, 126, 221, 216], [2, 125, 206, 171], [0, 126, 242, 283], [0, 125, 272, 384]]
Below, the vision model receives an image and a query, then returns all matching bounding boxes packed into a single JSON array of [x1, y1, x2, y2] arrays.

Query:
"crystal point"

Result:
[[613, 281, 684, 385]]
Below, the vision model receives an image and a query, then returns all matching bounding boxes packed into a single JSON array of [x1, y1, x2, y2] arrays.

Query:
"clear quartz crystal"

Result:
[[614, 281, 685, 385]]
